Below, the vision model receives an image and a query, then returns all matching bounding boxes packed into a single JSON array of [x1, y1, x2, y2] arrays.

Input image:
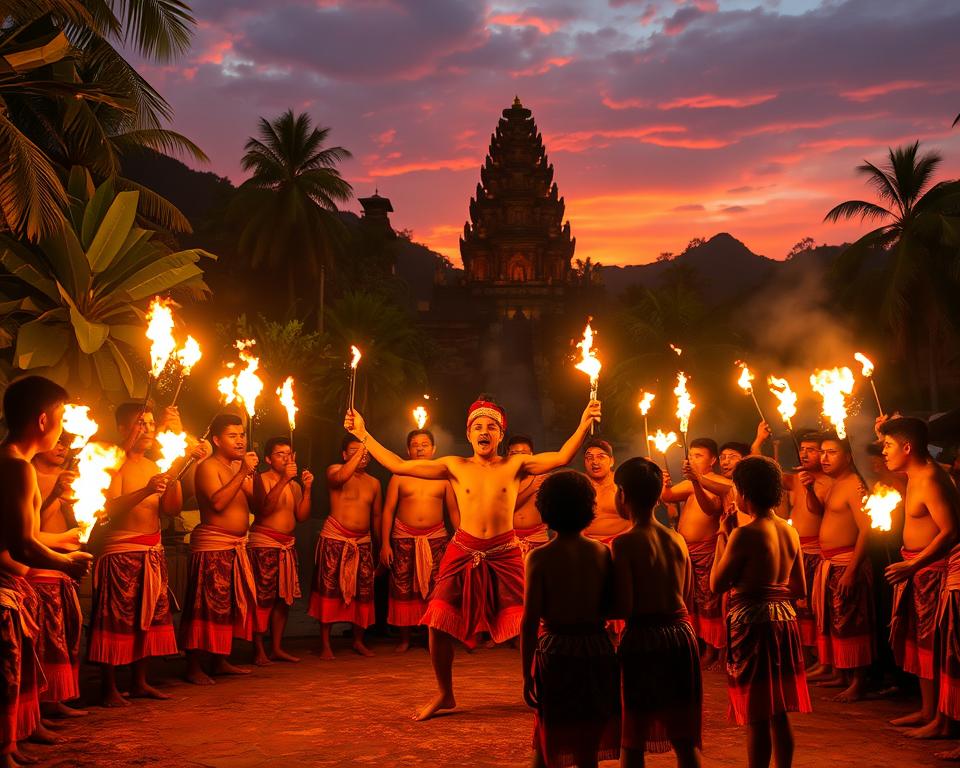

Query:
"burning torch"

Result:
[[170, 336, 202, 406], [854, 352, 885, 418], [674, 372, 694, 457], [639, 391, 655, 458], [863, 483, 902, 532], [277, 376, 298, 447], [810, 367, 855, 440], [574, 320, 602, 435], [768, 375, 802, 457], [348, 345, 362, 413], [736, 361, 768, 424]]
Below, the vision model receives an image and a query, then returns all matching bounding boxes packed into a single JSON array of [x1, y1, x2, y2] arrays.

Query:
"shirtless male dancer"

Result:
[[382, 429, 458, 652], [250, 437, 313, 665], [878, 418, 959, 738], [345, 395, 600, 721], [0, 376, 91, 768], [808, 434, 872, 703], [583, 439, 631, 546], [507, 435, 550, 556]]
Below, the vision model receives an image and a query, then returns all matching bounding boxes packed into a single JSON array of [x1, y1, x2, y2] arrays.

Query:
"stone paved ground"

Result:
[[25, 629, 957, 768]]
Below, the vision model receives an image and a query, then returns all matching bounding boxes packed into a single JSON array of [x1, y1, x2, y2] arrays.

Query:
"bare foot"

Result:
[[253, 652, 273, 667], [212, 659, 252, 676], [817, 675, 847, 688], [805, 663, 828, 679], [413, 692, 457, 722], [394, 641, 410, 654], [102, 689, 131, 708], [319, 647, 335, 660], [352, 641, 375, 657], [185, 669, 215, 686], [906, 719, 950, 740], [129, 683, 172, 700], [482, 638, 495, 650], [27, 723, 61, 745], [891, 710, 928, 727], [39, 718, 64, 730], [51, 701, 87, 718], [271, 649, 300, 663], [935, 747, 960, 760], [834, 680, 865, 703]]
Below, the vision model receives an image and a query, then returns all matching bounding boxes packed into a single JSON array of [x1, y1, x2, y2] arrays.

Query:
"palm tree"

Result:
[[231, 110, 353, 330], [825, 141, 960, 409]]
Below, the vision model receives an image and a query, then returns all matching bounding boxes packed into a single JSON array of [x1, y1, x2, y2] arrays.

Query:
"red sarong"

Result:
[[0, 574, 41, 752], [619, 610, 702, 753], [88, 530, 177, 665], [179, 525, 256, 654], [890, 548, 946, 680], [307, 517, 375, 627], [532, 623, 620, 767], [686, 535, 725, 649], [248, 525, 301, 633], [421, 528, 524, 647], [25, 569, 81, 702], [796, 536, 821, 648], [812, 546, 874, 669], [387, 519, 448, 627], [939, 548, 960, 719], [726, 586, 812, 725], [516, 523, 551, 557]]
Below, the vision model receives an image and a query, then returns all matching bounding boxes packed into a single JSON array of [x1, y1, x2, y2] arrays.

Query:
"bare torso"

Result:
[[583, 476, 631, 539], [328, 468, 379, 533], [528, 535, 611, 625], [674, 477, 722, 542], [393, 476, 447, 528], [197, 457, 254, 536], [902, 461, 954, 551], [614, 523, 689, 616], [36, 466, 72, 534], [513, 474, 545, 530], [0, 453, 41, 577], [819, 471, 867, 551], [256, 469, 301, 535], [446, 456, 525, 538], [730, 516, 800, 594], [789, 473, 831, 538], [108, 455, 164, 534]]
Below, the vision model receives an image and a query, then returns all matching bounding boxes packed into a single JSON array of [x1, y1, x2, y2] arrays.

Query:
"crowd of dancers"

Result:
[[1, 374, 959, 767]]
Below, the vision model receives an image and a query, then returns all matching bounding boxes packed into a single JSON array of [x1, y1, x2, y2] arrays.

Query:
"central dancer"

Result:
[[345, 395, 600, 721]]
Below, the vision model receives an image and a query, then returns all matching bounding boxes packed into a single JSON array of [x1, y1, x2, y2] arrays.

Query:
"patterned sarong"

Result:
[[179, 525, 256, 654], [889, 548, 946, 680], [307, 517, 375, 627], [25, 569, 81, 702], [686, 535, 725, 649], [0, 574, 41, 751], [516, 523, 551, 557], [939, 547, 960, 719], [796, 536, 821, 648], [420, 528, 524, 647], [387, 519, 448, 627], [532, 623, 620, 767], [88, 530, 177, 665], [248, 525, 301, 632], [812, 546, 875, 669], [619, 610, 702, 753], [726, 586, 812, 725]]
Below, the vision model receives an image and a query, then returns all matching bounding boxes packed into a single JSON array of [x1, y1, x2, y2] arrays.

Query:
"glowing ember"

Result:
[[810, 367, 855, 439], [736, 361, 755, 394], [638, 391, 655, 416], [71, 442, 124, 542], [863, 483, 902, 532], [413, 406, 428, 430], [854, 352, 874, 378], [176, 336, 202, 375], [768, 375, 798, 429], [350, 345, 362, 369], [648, 429, 678, 455], [574, 321, 602, 391], [669, 343, 682, 357], [674, 372, 695, 435], [155, 431, 188, 474], [277, 376, 298, 431], [145, 297, 177, 378], [61, 404, 98, 451]]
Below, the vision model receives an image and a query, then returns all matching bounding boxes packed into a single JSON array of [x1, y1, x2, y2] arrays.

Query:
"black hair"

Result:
[[2, 376, 69, 437], [819, 431, 851, 453], [613, 457, 663, 516], [583, 438, 613, 457], [879, 417, 930, 457], [264, 437, 292, 456], [690, 437, 718, 458], [115, 401, 152, 428], [719, 441, 751, 457], [535, 471, 596, 534], [795, 428, 822, 446], [210, 413, 243, 437], [732, 456, 783, 515], [506, 433, 535, 451], [406, 429, 435, 448], [341, 434, 361, 453]]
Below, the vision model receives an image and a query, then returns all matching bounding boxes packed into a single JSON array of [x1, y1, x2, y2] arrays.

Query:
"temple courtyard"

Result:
[[35, 629, 957, 767]]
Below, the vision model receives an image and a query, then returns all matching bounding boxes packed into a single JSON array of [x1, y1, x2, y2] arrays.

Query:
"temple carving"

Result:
[[460, 97, 575, 286]]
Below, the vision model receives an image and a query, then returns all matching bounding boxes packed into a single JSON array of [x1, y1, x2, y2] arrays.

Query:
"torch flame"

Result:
[[61, 404, 98, 451], [574, 321, 602, 388], [768, 375, 798, 429], [669, 343, 682, 357], [638, 391, 655, 416], [145, 297, 177, 378], [176, 336, 202, 375], [277, 376, 298, 431], [810, 367, 855, 440], [674, 372, 695, 434], [155, 430, 188, 474], [70, 442, 124, 542], [648, 429, 678, 455], [234, 340, 263, 419], [413, 406, 428, 430], [350, 345, 362, 369], [854, 352, 875, 378], [736, 361, 755, 394], [863, 483, 902, 532]]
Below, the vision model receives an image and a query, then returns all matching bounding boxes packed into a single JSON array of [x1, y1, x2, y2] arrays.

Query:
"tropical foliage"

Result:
[[0, 168, 214, 402]]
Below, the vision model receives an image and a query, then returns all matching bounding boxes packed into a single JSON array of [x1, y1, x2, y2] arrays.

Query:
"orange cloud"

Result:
[[487, 12, 564, 35], [659, 92, 778, 110], [547, 125, 687, 152], [195, 38, 234, 65], [512, 57, 572, 77], [841, 80, 926, 102], [374, 128, 396, 146], [368, 157, 477, 177], [601, 94, 649, 110]]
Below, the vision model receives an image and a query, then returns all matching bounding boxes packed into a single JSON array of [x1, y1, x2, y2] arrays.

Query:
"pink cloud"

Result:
[[487, 12, 564, 35], [841, 80, 927, 102], [658, 92, 778, 110], [374, 128, 397, 146], [367, 156, 477, 177]]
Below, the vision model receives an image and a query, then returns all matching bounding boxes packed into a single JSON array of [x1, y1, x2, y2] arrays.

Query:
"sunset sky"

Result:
[[137, 0, 960, 267]]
